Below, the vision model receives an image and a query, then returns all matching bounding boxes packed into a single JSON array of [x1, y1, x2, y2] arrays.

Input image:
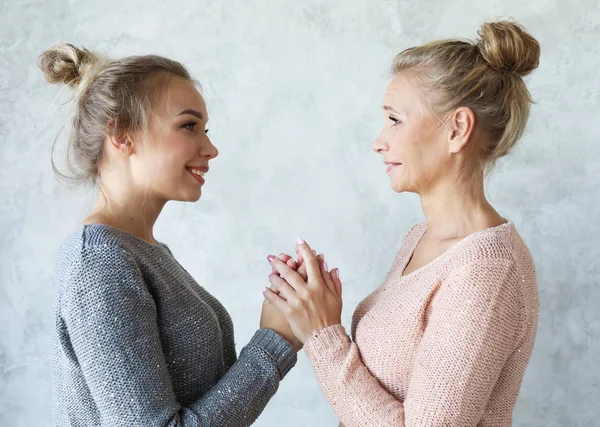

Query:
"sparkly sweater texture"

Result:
[[304, 222, 539, 427], [52, 224, 296, 426]]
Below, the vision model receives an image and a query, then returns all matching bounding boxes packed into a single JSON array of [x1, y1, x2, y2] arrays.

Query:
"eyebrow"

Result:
[[178, 109, 204, 120], [383, 105, 403, 115]]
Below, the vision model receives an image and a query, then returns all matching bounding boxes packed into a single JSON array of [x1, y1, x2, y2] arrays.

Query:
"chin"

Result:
[[187, 189, 202, 202], [390, 179, 408, 193], [390, 172, 419, 194], [175, 187, 202, 203]]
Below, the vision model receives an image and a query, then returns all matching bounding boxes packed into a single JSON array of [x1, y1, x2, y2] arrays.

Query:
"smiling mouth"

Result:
[[385, 163, 402, 173], [186, 167, 206, 184]]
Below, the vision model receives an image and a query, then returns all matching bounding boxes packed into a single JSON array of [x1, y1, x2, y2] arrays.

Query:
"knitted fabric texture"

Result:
[[52, 224, 296, 426], [304, 222, 539, 427]]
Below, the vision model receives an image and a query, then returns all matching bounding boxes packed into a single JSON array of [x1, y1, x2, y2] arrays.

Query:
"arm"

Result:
[[63, 246, 295, 427], [304, 259, 524, 427]]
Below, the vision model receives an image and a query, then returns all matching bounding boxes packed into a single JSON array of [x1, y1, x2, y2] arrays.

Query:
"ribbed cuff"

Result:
[[248, 328, 297, 379], [304, 324, 350, 362]]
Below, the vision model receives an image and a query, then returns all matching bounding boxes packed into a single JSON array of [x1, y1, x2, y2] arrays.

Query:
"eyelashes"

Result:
[[389, 116, 400, 126], [182, 122, 209, 134]]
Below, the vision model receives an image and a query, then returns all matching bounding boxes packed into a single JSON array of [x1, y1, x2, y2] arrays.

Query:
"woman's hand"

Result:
[[263, 239, 342, 343], [271, 249, 317, 281], [260, 252, 305, 351], [269, 250, 318, 296], [260, 296, 303, 352]]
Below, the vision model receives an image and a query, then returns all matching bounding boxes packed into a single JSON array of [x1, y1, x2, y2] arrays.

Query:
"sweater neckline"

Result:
[[399, 221, 515, 280], [80, 223, 166, 249]]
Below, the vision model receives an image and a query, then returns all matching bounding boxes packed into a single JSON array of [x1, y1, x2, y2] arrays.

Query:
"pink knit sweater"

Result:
[[305, 222, 538, 426]]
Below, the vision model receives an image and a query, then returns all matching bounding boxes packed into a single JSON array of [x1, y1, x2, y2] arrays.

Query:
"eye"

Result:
[[182, 122, 197, 131], [389, 116, 400, 126], [204, 128, 209, 134]]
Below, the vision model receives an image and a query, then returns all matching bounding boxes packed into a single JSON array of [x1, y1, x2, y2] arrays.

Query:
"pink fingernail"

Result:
[[267, 254, 275, 262], [323, 261, 329, 271], [296, 238, 304, 245]]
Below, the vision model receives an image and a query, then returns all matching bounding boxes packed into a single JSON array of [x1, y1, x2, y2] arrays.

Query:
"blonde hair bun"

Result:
[[477, 21, 541, 77], [38, 43, 105, 89]]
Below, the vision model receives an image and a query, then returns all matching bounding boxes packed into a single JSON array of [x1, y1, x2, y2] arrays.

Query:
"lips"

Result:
[[186, 166, 208, 184], [384, 162, 402, 173]]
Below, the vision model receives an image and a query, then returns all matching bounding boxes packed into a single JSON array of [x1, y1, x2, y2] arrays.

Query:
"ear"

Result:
[[107, 120, 134, 156], [447, 107, 476, 154]]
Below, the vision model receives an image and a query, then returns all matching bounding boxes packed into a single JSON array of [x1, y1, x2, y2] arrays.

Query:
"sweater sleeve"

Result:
[[62, 245, 296, 427], [304, 258, 524, 427]]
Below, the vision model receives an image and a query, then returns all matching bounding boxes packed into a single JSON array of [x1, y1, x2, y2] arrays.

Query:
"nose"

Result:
[[372, 131, 388, 153], [200, 136, 219, 159]]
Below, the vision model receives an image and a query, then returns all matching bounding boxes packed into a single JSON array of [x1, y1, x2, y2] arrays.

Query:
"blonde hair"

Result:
[[38, 43, 192, 187], [392, 20, 540, 169]]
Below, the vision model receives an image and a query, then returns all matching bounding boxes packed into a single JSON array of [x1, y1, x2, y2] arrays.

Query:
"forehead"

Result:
[[162, 77, 207, 116], [383, 74, 414, 105]]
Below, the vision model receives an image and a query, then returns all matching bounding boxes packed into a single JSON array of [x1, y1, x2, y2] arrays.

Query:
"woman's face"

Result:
[[372, 73, 453, 195], [131, 77, 218, 203]]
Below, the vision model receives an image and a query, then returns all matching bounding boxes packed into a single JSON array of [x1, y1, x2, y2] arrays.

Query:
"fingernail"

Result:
[[323, 261, 329, 271], [296, 238, 304, 245], [267, 254, 275, 262], [334, 268, 339, 279]]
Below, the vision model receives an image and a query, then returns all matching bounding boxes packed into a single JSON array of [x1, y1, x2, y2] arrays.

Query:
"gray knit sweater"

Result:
[[52, 224, 297, 426]]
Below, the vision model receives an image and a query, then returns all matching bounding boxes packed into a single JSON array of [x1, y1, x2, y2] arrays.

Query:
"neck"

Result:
[[419, 173, 504, 240], [85, 183, 166, 245]]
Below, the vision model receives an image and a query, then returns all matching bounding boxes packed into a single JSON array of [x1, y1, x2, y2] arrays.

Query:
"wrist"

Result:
[[303, 320, 342, 343], [304, 324, 350, 361], [249, 328, 297, 377], [317, 317, 342, 332]]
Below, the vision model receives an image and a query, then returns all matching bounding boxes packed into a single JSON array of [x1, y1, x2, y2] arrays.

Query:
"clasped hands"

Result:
[[260, 239, 343, 351]]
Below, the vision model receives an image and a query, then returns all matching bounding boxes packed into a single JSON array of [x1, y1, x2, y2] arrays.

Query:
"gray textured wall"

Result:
[[1, 0, 598, 426]]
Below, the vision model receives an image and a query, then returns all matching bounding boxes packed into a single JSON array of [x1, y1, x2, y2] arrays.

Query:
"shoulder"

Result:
[[55, 227, 161, 320], [57, 224, 135, 266], [441, 223, 535, 303], [57, 224, 132, 258], [55, 225, 149, 294], [449, 222, 532, 270]]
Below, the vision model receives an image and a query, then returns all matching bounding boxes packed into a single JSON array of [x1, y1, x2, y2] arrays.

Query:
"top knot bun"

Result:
[[38, 43, 105, 89], [477, 21, 541, 77]]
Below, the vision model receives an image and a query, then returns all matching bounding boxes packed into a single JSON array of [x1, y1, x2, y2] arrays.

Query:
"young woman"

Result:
[[265, 20, 541, 426], [42, 44, 300, 426]]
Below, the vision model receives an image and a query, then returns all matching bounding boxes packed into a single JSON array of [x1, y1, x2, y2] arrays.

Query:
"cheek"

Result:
[[390, 127, 441, 180], [415, 141, 449, 183], [388, 127, 419, 160], [155, 134, 196, 169]]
